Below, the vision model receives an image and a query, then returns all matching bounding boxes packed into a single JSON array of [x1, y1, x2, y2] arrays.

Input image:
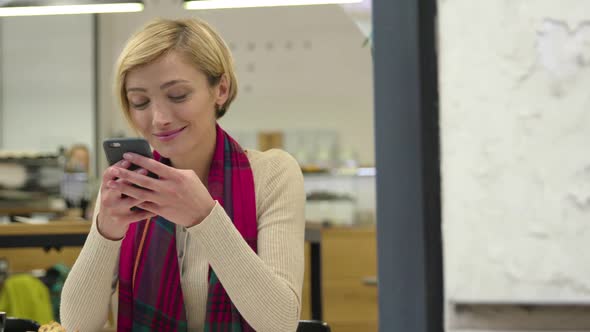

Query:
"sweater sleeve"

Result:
[[186, 149, 306, 332], [60, 191, 122, 332]]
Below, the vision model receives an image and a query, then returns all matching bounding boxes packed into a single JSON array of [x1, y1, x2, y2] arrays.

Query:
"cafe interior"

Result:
[[0, 1, 376, 331]]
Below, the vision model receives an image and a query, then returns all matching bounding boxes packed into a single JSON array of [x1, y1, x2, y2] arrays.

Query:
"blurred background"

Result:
[[1, 0, 590, 331]]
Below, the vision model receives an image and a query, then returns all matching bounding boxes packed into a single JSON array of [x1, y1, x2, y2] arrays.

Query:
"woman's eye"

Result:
[[169, 94, 187, 102], [130, 100, 149, 109]]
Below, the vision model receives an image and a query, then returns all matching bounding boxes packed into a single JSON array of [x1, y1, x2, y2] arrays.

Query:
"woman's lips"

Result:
[[153, 126, 187, 142]]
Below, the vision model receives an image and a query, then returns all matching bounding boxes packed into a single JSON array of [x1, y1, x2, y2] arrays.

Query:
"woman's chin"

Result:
[[151, 143, 178, 158]]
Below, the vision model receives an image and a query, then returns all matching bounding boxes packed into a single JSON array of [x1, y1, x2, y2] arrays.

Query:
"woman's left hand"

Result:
[[106, 153, 216, 227]]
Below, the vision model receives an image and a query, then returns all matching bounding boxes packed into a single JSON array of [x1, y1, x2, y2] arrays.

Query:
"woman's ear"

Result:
[[215, 74, 230, 107]]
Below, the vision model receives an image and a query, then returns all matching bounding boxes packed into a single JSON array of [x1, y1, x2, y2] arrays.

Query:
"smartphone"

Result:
[[103, 138, 157, 211], [103, 137, 158, 179]]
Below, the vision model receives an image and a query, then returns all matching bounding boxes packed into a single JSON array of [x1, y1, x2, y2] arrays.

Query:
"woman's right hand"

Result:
[[97, 160, 156, 240]]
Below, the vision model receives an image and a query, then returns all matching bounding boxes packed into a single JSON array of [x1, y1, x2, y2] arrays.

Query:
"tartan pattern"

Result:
[[117, 124, 257, 331]]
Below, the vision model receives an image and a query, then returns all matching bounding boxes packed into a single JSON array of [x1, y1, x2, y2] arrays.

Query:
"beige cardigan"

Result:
[[60, 149, 305, 332]]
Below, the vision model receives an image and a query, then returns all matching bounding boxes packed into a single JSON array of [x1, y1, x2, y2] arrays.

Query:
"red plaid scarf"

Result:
[[117, 124, 257, 331]]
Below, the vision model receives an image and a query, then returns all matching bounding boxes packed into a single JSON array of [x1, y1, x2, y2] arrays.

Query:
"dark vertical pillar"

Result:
[[372, 0, 443, 331]]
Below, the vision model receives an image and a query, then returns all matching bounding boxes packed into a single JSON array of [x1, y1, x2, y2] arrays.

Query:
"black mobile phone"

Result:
[[103, 138, 157, 211], [103, 137, 158, 179]]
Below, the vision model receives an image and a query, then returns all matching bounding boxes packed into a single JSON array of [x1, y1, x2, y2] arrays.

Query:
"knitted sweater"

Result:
[[60, 149, 305, 332]]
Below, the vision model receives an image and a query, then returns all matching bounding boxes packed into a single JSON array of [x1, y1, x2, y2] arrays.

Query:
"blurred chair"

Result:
[[4, 317, 40, 332], [0, 274, 54, 324], [297, 320, 331, 332]]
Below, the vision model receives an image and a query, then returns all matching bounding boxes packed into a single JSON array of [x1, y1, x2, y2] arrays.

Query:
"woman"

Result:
[[61, 18, 305, 332]]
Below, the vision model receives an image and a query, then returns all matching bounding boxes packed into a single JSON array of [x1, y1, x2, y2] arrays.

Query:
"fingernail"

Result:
[[139, 169, 148, 175], [121, 160, 130, 168], [123, 153, 133, 160]]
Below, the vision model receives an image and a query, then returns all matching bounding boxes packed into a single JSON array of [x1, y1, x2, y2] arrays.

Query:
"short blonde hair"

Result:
[[115, 18, 238, 124]]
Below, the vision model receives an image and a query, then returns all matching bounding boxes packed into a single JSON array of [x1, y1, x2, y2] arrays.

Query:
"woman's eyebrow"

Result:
[[126, 87, 147, 93], [126, 80, 189, 93], [160, 79, 189, 90]]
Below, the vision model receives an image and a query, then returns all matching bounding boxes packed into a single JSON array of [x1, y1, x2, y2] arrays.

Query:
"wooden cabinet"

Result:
[[301, 227, 378, 332], [0, 221, 89, 273], [0, 247, 81, 273]]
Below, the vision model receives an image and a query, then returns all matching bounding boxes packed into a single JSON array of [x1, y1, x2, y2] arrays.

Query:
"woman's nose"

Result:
[[152, 103, 172, 127]]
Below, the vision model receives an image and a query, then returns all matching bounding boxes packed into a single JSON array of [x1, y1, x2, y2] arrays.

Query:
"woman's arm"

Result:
[[187, 150, 305, 332], [60, 192, 122, 331]]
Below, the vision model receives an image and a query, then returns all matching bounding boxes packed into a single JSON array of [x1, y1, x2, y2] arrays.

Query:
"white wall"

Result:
[[440, 0, 590, 330], [0, 15, 94, 153], [96, 3, 374, 171]]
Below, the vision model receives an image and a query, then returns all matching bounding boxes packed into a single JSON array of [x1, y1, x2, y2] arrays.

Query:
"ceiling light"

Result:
[[184, 0, 362, 10], [0, 0, 143, 16]]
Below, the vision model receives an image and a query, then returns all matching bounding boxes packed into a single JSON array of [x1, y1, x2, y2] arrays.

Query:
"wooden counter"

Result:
[[0, 220, 90, 249], [0, 220, 90, 273], [0, 221, 378, 331], [0, 207, 65, 216], [0, 220, 90, 236]]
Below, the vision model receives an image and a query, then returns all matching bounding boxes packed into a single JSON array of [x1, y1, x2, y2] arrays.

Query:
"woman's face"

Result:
[[125, 51, 228, 159]]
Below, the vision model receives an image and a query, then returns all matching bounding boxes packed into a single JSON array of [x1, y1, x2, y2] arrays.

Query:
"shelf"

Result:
[[451, 299, 590, 308], [450, 299, 590, 330], [302, 167, 375, 177]]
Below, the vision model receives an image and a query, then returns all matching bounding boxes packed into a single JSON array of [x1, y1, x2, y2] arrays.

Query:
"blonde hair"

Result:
[[115, 18, 238, 125]]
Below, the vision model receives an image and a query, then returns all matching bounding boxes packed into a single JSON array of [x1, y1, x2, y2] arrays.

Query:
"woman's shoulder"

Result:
[[245, 148, 299, 170], [245, 149, 304, 208], [245, 148, 302, 180]]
